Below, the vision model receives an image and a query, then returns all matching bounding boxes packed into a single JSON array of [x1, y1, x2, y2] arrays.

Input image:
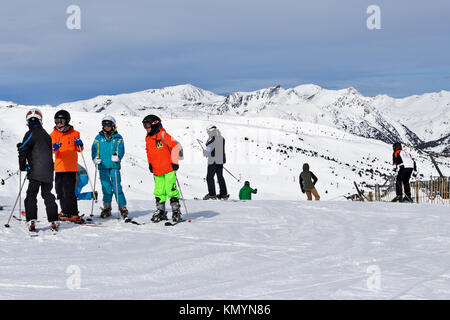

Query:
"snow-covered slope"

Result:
[[1, 200, 449, 299]]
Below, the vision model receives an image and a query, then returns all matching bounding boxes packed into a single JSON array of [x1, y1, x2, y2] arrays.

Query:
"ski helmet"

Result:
[[26, 108, 43, 126], [142, 114, 162, 133], [393, 142, 402, 151], [54, 110, 71, 125], [206, 124, 217, 135], [244, 181, 250, 186], [102, 115, 116, 130]]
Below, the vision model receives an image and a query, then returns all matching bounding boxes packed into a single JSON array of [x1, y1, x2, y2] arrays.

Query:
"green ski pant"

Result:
[[154, 171, 180, 203]]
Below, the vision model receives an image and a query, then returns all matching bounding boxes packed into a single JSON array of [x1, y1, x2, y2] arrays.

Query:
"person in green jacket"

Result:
[[239, 181, 257, 200]]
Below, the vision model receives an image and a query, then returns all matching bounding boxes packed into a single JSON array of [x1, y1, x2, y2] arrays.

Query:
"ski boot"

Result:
[[151, 210, 167, 222], [100, 203, 112, 219], [50, 221, 59, 231], [203, 194, 217, 200], [119, 206, 128, 219], [217, 194, 230, 200], [28, 220, 36, 232], [58, 211, 68, 220], [151, 201, 167, 222], [391, 196, 402, 203], [170, 199, 182, 222]]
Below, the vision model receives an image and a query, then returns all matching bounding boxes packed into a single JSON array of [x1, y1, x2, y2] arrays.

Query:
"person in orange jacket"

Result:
[[142, 115, 183, 223], [50, 110, 84, 221]]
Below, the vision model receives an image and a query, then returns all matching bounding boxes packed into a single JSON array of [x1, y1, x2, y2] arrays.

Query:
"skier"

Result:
[[299, 163, 320, 200], [76, 164, 97, 200], [142, 115, 183, 222], [202, 125, 229, 200], [50, 110, 84, 222], [91, 116, 128, 218], [17, 109, 59, 232], [239, 181, 258, 200], [392, 142, 417, 203]]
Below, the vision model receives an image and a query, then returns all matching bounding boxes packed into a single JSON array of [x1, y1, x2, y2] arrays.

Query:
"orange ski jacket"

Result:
[[145, 128, 180, 176], [50, 126, 83, 172]]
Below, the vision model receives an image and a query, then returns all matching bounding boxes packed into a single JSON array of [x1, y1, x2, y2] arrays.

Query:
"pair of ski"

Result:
[[28, 224, 58, 237], [130, 217, 185, 226]]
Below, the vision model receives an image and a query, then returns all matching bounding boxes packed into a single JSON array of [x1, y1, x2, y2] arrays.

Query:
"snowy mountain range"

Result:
[[48, 84, 450, 154]]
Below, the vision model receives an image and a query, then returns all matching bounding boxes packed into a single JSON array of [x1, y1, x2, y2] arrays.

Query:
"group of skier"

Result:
[[15, 109, 235, 232], [13, 107, 417, 233]]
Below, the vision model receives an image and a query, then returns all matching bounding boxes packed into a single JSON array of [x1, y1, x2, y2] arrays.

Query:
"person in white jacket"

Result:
[[392, 142, 417, 202]]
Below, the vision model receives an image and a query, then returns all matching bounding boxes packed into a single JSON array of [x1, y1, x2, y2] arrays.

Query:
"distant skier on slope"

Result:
[[142, 115, 183, 222], [202, 125, 229, 200], [17, 109, 59, 232], [91, 116, 128, 219], [299, 163, 320, 200], [239, 181, 258, 200], [392, 142, 417, 203], [50, 110, 84, 222]]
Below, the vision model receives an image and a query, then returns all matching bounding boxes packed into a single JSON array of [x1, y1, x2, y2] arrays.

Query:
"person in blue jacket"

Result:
[[91, 115, 128, 219]]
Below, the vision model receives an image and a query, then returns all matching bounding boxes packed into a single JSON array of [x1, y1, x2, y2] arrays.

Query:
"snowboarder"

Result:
[[17, 109, 59, 232], [239, 181, 258, 200], [299, 163, 320, 200], [202, 125, 229, 200], [392, 142, 417, 203], [142, 115, 183, 222], [75, 164, 97, 200], [91, 116, 128, 218], [50, 110, 84, 222]]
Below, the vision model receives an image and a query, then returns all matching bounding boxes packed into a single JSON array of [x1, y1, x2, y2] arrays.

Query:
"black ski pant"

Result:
[[396, 167, 413, 198], [206, 164, 228, 196], [55, 172, 78, 216], [25, 179, 59, 222]]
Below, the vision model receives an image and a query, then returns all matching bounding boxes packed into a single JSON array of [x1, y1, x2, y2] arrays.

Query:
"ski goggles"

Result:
[[143, 120, 159, 129], [54, 118, 66, 125], [102, 120, 114, 128]]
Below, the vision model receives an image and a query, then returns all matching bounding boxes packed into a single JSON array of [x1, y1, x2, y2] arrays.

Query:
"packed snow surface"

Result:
[[1, 200, 449, 299]]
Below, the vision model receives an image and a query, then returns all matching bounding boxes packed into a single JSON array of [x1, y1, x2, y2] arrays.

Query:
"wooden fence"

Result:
[[376, 177, 450, 204]]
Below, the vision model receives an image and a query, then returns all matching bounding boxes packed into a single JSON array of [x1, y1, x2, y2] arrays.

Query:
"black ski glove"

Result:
[[149, 164, 153, 173], [172, 163, 179, 171]]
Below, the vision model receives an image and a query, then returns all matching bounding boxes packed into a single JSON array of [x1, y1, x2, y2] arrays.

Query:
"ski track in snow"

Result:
[[1, 200, 449, 299]]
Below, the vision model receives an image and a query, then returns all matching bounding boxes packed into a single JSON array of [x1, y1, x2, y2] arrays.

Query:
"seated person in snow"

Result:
[[239, 181, 258, 200], [75, 164, 97, 200]]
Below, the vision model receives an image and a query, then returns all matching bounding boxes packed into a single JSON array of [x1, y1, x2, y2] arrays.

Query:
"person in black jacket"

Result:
[[299, 163, 320, 200], [17, 109, 59, 232], [203, 125, 229, 200]]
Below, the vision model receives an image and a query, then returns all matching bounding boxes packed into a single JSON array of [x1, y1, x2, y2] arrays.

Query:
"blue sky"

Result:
[[0, 0, 449, 105]]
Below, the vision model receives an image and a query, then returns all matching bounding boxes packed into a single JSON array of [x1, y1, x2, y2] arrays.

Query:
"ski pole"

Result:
[[176, 176, 189, 217], [196, 139, 205, 151], [19, 171, 22, 218], [223, 166, 240, 182], [4, 172, 28, 228], [90, 163, 98, 217], [114, 166, 120, 219]]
